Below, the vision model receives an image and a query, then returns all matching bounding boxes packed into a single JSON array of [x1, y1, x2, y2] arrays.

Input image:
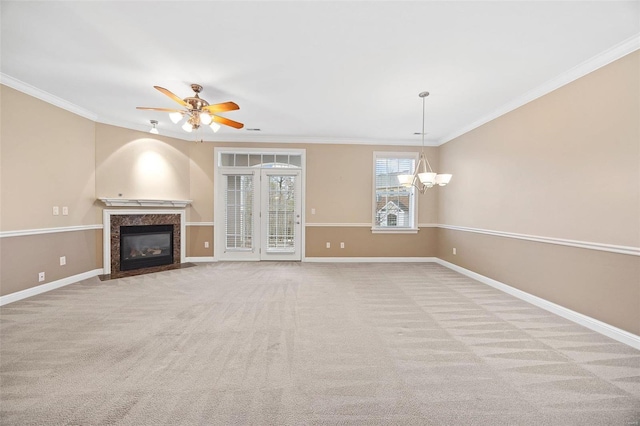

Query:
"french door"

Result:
[[218, 168, 302, 261]]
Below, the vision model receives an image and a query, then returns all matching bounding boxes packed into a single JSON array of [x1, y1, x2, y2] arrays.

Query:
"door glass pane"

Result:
[[225, 175, 253, 250], [267, 175, 296, 251]]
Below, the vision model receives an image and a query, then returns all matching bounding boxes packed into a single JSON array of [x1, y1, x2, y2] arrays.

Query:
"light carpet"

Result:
[[1, 262, 639, 425]]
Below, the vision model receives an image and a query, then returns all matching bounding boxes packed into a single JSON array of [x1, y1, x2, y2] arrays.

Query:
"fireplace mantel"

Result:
[[99, 198, 192, 208]]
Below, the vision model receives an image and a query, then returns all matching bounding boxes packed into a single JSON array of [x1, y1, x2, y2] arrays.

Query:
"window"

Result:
[[372, 152, 418, 233]]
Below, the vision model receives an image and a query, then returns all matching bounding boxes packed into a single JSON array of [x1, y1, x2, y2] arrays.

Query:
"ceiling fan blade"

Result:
[[213, 115, 244, 129], [202, 102, 240, 113], [136, 107, 185, 113], [154, 86, 188, 107]]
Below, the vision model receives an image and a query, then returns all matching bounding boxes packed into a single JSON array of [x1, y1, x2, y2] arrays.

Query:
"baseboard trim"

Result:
[[0, 269, 104, 306], [185, 257, 217, 263], [433, 258, 640, 350], [304, 257, 438, 263]]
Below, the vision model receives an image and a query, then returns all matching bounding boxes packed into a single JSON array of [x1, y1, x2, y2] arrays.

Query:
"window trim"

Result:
[[371, 151, 419, 234]]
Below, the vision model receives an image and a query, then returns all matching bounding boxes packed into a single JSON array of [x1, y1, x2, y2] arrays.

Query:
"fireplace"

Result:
[[103, 210, 185, 278], [120, 224, 174, 271]]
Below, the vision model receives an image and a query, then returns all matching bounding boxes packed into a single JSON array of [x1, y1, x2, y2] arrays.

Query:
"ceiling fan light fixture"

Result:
[[169, 112, 183, 124], [137, 84, 244, 138], [200, 112, 212, 125]]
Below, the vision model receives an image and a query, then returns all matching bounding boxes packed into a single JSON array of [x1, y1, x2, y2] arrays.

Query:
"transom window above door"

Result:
[[219, 152, 302, 168]]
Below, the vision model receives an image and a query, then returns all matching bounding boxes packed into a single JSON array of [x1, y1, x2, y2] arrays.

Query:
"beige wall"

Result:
[[95, 123, 191, 202], [306, 226, 437, 257], [437, 51, 640, 335], [186, 225, 214, 258], [437, 228, 639, 335], [439, 52, 639, 247], [0, 86, 98, 231], [1, 85, 99, 296], [0, 230, 98, 296]]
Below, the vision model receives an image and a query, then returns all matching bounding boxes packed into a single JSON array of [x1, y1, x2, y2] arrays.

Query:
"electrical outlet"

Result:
[[340, 242, 345, 249], [204, 241, 209, 248], [60, 256, 66, 266], [311, 208, 316, 215], [326, 242, 330, 249], [38, 272, 45, 282], [62, 206, 69, 216], [52, 206, 59, 216], [453, 248, 457, 255]]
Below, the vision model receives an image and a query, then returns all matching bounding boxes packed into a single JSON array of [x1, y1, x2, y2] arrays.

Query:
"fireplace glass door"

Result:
[[120, 224, 174, 271]]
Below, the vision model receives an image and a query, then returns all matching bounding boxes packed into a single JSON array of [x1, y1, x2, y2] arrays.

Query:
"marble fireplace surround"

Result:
[[102, 209, 187, 275]]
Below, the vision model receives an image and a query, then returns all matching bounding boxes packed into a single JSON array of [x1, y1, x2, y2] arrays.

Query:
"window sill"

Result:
[[371, 227, 419, 234]]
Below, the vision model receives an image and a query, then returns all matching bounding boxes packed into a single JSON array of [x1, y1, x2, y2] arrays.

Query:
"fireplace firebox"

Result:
[[120, 225, 174, 271]]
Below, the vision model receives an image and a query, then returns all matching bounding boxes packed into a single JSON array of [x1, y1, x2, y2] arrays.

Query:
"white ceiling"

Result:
[[1, 1, 638, 146]]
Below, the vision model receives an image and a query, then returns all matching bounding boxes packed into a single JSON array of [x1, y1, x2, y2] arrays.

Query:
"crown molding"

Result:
[[4, 31, 638, 148], [437, 33, 640, 146], [0, 73, 98, 121]]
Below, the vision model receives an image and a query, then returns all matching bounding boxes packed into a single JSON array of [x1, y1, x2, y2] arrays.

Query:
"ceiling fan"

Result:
[[137, 84, 243, 133]]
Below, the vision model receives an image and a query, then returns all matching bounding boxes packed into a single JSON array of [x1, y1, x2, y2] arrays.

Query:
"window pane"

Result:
[[225, 175, 253, 250], [276, 154, 288, 166], [235, 154, 249, 167], [262, 154, 275, 165], [221, 153, 234, 167], [289, 155, 302, 167], [249, 154, 262, 167], [374, 156, 415, 228]]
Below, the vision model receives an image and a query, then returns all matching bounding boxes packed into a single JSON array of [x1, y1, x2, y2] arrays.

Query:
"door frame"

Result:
[[214, 147, 306, 261]]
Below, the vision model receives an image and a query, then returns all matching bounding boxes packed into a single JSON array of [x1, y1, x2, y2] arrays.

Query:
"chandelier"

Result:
[[398, 91, 452, 193]]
